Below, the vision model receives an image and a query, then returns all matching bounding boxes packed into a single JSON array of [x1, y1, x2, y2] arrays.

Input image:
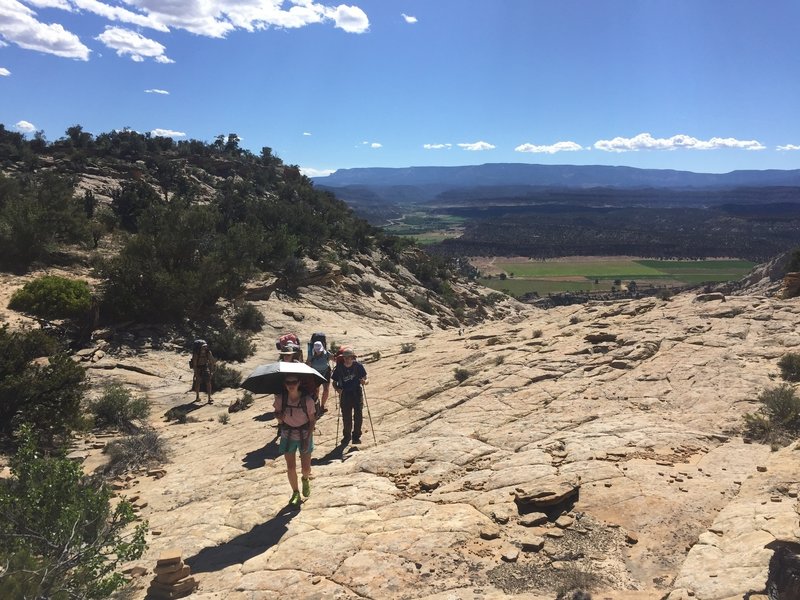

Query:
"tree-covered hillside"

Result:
[[0, 124, 480, 325]]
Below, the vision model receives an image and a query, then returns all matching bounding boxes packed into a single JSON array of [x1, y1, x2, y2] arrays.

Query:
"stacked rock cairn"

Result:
[[147, 549, 198, 599]]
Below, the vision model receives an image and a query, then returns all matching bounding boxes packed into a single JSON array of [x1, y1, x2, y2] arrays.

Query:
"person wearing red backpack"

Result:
[[331, 348, 368, 445]]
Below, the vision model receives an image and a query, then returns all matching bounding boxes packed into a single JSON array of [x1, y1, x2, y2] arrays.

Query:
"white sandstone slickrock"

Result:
[[65, 283, 800, 600]]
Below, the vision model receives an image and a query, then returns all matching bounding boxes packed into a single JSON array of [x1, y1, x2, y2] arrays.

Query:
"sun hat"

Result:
[[342, 348, 356, 358]]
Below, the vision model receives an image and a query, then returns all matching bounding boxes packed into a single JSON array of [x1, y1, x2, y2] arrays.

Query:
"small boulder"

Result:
[[519, 536, 545, 552], [519, 512, 548, 527], [694, 292, 726, 302], [501, 546, 519, 562]]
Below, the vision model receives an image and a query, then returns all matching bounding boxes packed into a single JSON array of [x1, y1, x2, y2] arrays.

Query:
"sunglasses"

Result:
[[284, 379, 299, 385]]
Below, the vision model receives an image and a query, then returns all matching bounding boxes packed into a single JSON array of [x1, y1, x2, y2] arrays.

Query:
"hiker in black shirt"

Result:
[[331, 348, 368, 445]]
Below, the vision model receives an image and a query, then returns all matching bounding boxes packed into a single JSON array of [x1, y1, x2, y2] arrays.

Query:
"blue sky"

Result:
[[1, 0, 799, 176]]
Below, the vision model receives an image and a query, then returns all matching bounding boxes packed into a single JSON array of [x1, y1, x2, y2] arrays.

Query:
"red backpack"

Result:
[[276, 333, 300, 351]]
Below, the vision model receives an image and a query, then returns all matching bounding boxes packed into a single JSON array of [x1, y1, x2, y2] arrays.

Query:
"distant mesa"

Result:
[[313, 162, 800, 195]]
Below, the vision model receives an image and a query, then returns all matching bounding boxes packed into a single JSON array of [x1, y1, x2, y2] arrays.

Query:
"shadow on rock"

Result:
[[312, 441, 350, 466], [242, 434, 281, 469], [186, 504, 299, 574], [164, 401, 203, 423], [254, 411, 276, 422]]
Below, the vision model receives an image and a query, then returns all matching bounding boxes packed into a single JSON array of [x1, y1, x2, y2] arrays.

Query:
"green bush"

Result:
[[454, 367, 471, 383], [532, 329, 543, 339], [656, 288, 673, 301], [217, 412, 230, 424], [743, 384, 800, 446], [0, 424, 147, 599], [484, 292, 506, 306], [0, 172, 89, 272], [411, 294, 435, 314], [778, 353, 800, 382], [89, 383, 150, 430], [213, 362, 242, 390], [379, 258, 398, 274], [359, 279, 375, 295], [164, 406, 191, 423], [208, 329, 255, 362], [401, 342, 416, 354], [232, 303, 265, 332], [9, 275, 92, 320], [103, 428, 168, 476], [0, 325, 87, 447], [228, 391, 255, 413]]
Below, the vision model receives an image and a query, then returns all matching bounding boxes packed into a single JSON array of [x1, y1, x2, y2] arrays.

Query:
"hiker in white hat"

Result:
[[306, 340, 332, 413]]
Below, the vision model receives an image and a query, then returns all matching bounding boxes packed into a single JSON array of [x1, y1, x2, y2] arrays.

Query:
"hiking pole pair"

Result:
[[362, 384, 377, 445]]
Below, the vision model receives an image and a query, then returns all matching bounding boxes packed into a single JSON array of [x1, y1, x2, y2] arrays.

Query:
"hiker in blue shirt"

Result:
[[331, 348, 367, 445]]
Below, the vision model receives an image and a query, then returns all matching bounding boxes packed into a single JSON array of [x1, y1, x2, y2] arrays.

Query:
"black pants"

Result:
[[339, 388, 363, 441]]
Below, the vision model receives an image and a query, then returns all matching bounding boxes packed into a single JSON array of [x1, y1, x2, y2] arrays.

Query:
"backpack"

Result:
[[307, 332, 327, 357], [189, 339, 206, 369], [276, 333, 300, 351], [281, 386, 322, 422]]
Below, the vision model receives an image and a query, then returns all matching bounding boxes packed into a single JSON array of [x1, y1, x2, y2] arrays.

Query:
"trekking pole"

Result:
[[362, 384, 377, 445], [335, 390, 341, 444]]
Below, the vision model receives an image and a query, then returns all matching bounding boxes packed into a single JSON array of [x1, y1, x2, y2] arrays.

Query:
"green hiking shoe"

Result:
[[301, 477, 311, 498], [289, 490, 301, 506]]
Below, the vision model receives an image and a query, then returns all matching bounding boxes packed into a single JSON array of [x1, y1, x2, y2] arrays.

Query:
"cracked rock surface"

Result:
[[74, 288, 800, 599]]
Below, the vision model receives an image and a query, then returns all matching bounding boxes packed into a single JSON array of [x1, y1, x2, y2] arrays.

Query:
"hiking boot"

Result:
[[289, 490, 301, 506], [301, 477, 311, 498], [352, 437, 362, 445]]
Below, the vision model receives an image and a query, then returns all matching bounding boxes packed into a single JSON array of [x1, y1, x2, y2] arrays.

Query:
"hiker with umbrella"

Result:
[[331, 348, 368, 445], [241, 362, 326, 507]]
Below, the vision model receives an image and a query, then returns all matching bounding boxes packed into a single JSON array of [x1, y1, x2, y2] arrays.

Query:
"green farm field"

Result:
[[477, 258, 756, 296]]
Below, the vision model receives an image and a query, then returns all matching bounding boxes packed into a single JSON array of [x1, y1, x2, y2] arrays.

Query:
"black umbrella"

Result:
[[241, 362, 326, 395]]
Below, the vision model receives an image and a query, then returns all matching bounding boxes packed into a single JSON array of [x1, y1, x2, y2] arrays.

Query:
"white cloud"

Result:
[[0, 0, 90, 60], [423, 143, 452, 150], [300, 166, 335, 177], [73, 0, 169, 32], [151, 128, 185, 137], [303, 132, 312, 136], [515, 141, 583, 154], [15, 120, 37, 133], [145, 88, 169, 94], [25, 0, 72, 8], [594, 132, 766, 153], [3, 1, 371, 64], [370, 142, 382, 148], [96, 27, 174, 63], [401, 13, 417, 24], [0, 67, 10, 76], [327, 4, 369, 33], [87, 1, 370, 38], [777, 144, 800, 151], [458, 141, 495, 151]]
